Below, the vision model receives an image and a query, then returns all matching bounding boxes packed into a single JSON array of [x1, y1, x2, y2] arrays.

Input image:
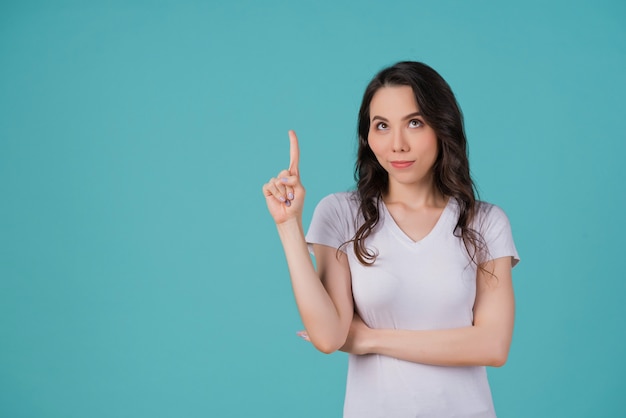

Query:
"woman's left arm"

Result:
[[342, 256, 515, 367]]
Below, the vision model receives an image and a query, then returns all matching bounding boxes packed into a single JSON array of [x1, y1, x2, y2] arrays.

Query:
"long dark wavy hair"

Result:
[[349, 61, 486, 266]]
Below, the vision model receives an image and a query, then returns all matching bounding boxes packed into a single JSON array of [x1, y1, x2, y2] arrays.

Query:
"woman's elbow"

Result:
[[314, 344, 337, 354], [310, 334, 346, 355], [486, 341, 510, 367], [488, 353, 508, 367]]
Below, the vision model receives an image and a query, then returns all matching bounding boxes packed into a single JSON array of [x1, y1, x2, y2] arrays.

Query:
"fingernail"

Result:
[[288, 192, 294, 200], [279, 196, 285, 202], [285, 200, 291, 207], [281, 177, 289, 183]]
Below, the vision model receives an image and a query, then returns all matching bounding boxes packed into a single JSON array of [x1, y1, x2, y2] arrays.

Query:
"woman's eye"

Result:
[[409, 119, 423, 128], [376, 122, 388, 130]]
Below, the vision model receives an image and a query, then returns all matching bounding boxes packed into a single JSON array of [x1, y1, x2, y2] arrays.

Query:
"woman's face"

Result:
[[367, 85, 439, 190]]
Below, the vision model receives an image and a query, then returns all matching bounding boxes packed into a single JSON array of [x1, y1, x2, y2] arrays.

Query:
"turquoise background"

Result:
[[1, 0, 624, 417]]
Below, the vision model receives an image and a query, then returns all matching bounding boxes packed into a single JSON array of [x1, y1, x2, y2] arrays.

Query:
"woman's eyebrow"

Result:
[[403, 112, 423, 120], [371, 112, 423, 122]]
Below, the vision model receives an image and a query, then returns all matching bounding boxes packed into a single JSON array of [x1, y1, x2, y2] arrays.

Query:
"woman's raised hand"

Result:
[[262, 130, 306, 225]]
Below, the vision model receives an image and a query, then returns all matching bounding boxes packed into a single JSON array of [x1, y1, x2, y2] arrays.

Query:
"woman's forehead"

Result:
[[370, 86, 420, 117]]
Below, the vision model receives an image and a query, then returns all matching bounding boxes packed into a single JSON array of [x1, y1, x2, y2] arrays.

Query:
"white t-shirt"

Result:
[[305, 192, 520, 418]]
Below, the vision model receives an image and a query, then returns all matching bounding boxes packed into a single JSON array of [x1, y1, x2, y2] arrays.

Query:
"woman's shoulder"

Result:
[[307, 191, 360, 243], [473, 200, 519, 266], [475, 200, 510, 220], [447, 198, 512, 228], [311, 191, 362, 226], [465, 200, 515, 241]]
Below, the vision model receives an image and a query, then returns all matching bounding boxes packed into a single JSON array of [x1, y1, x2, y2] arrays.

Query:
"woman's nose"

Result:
[[392, 130, 409, 152]]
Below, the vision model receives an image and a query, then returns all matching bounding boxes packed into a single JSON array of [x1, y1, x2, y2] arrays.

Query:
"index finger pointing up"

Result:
[[288, 130, 300, 176]]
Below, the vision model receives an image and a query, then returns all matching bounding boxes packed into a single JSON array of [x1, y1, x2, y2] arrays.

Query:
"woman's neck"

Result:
[[384, 179, 446, 209]]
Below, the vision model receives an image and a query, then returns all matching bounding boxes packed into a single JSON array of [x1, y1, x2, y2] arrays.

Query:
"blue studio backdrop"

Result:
[[1, 1, 625, 417]]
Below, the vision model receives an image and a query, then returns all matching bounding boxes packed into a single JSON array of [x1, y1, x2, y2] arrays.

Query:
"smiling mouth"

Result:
[[390, 161, 415, 169]]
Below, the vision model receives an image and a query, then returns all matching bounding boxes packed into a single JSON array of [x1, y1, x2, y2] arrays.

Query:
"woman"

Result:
[[262, 61, 519, 417]]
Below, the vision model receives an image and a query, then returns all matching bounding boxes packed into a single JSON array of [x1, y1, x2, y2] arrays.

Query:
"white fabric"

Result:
[[305, 192, 520, 418]]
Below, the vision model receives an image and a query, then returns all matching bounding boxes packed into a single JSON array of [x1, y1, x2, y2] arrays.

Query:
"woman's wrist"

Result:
[[364, 327, 383, 354], [276, 217, 303, 234]]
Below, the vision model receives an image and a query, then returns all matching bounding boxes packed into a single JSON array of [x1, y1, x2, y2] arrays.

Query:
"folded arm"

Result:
[[342, 256, 515, 367]]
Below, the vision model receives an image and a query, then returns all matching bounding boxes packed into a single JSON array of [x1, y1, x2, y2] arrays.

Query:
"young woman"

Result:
[[262, 61, 519, 418]]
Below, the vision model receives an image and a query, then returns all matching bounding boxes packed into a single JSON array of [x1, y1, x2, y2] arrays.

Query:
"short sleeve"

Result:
[[478, 204, 520, 268], [305, 193, 353, 254]]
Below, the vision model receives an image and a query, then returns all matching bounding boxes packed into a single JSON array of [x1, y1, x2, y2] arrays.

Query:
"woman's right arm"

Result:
[[262, 131, 353, 354]]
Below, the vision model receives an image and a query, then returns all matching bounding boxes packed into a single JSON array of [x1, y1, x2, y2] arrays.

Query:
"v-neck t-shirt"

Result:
[[305, 192, 520, 418]]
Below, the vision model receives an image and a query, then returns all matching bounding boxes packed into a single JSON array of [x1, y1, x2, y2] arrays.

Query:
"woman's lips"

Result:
[[390, 161, 415, 169]]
